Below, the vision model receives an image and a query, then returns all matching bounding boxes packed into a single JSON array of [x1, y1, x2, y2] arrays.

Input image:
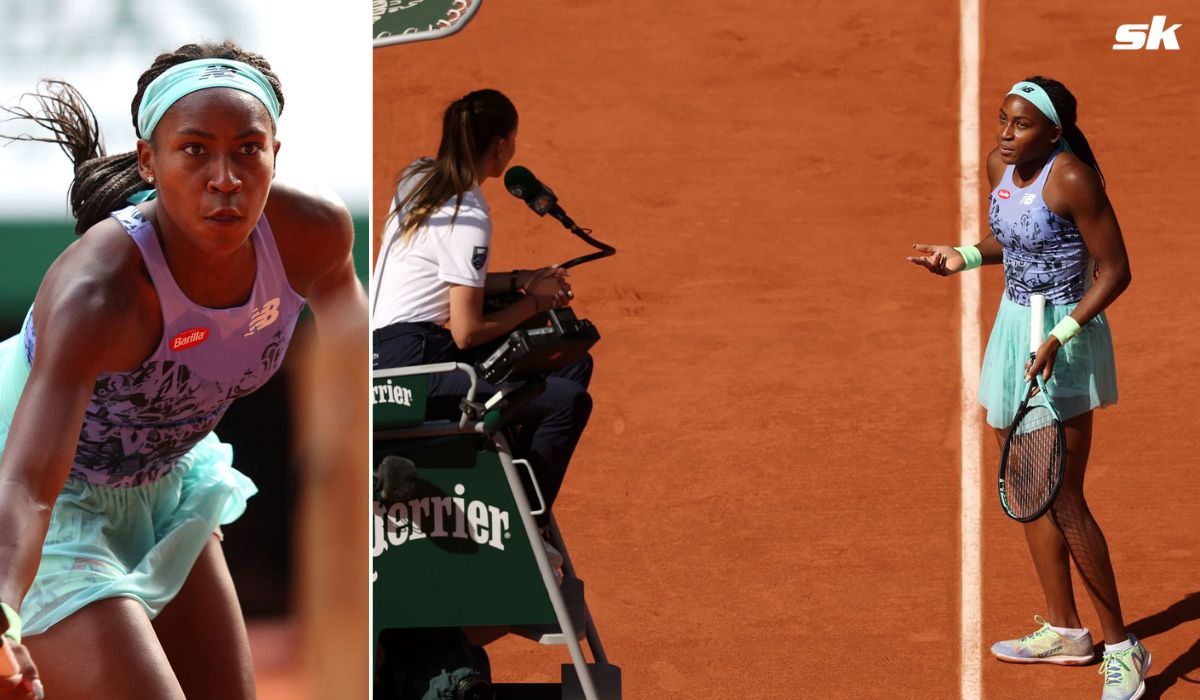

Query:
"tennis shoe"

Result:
[[1099, 636, 1150, 700], [991, 615, 1095, 665]]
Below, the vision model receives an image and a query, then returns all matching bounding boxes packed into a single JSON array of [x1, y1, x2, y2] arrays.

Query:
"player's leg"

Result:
[[990, 425, 1093, 665], [1048, 411, 1128, 645], [151, 536, 256, 700], [991, 426, 1081, 628], [23, 597, 185, 699]]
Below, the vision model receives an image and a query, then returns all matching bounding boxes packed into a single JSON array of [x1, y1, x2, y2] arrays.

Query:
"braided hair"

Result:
[[2, 41, 285, 235], [1023, 75, 1104, 187], [390, 89, 517, 240]]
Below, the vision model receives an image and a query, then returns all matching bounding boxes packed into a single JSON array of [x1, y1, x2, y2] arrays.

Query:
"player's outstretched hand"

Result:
[[1025, 337, 1061, 383], [907, 244, 966, 276], [0, 640, 43, 700]]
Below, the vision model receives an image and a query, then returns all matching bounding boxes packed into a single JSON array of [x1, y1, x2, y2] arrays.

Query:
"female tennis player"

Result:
[[0, 41, 364, 699], [371, 88, 592, 554], [908, 76, 1147, 699]]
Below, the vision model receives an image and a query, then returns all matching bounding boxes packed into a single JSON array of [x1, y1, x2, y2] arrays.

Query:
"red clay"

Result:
[[375, 1, 1199, 697]]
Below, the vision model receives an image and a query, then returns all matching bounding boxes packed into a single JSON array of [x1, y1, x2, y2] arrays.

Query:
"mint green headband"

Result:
[[1007, 81, 1072, 152], [129, 58, 280, 204], [136, 58, 280, 139]]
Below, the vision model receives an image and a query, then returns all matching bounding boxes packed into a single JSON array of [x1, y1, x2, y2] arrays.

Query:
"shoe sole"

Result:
[[991, 651, 1095, 665]]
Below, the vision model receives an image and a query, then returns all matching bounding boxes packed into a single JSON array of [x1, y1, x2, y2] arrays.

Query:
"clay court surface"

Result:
[[374, 2, 1199, 697]]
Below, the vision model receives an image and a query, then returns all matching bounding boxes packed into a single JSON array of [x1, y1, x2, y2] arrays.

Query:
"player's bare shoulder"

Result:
[[1045, 151, 1106, 218], [264, 181, 355, 297], [33, 215, 160, 372]]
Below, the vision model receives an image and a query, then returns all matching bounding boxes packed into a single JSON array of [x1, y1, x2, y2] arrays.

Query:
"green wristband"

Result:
[[953, 245, 983, 271], [2, 603, 21, 644], [1049, 316, 1082, 345]]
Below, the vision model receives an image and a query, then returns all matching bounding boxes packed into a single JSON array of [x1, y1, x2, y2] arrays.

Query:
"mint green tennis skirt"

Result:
[[0, 335, 257, 636], [979, 296, 1118, 429]]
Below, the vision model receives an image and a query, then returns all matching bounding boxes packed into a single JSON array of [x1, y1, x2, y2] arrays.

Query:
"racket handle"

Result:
[[1029, 293, 1046, 353], [0, 637, 18, 677]]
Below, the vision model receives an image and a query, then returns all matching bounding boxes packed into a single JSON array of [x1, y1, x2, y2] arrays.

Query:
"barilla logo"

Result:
[[372, 483, 512, 579], [998, 189, 1012, 200], [171, 327, 209, 351], [373, 379, 413, 407], [1114, 16, 1181, 51]]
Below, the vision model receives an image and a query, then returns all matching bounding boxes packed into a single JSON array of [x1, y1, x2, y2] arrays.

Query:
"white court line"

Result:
[[958, 0, 982, 696]]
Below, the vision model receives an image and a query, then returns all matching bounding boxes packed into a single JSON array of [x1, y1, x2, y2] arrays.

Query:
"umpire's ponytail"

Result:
[[1025, 75, 1104, 188], [391, 89, 518, 240]]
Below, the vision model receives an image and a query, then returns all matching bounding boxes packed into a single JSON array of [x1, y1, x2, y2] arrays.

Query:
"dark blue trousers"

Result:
[[374, 323, 593, 527]]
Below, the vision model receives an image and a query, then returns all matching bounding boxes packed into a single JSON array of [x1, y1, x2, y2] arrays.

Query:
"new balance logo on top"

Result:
[[244, 298, 280, 337], [1113, 16, 1182, 51]]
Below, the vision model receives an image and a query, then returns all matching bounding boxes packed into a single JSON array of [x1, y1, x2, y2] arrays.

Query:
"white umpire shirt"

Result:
[[372, 165, 492, 330]]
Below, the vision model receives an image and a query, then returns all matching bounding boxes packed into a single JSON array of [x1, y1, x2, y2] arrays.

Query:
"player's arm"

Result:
[[266, 182, 366, 332], [907, 149, 1007, 275], [1050, 161, 1131, 329], [0, 266, 146, 607], [1026, 159, 1130, 381]]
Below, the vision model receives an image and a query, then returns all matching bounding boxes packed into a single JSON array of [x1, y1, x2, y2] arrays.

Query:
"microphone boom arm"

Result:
[[554, 218, 616, 270]]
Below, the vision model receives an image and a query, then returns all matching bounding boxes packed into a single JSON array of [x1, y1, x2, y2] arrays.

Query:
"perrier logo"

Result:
[[373, 379, 414, 407]]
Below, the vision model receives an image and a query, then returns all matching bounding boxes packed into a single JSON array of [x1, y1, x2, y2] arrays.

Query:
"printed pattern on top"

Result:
[[23, 206, 306, 487], [988, 150, 1091, 306]]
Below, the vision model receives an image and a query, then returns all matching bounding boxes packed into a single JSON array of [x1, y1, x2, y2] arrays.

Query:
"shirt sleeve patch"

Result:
[[471, 246, 489, 270]]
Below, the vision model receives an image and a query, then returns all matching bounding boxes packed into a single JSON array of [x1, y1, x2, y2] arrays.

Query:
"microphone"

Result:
[[376, 456, 417, 505], [504, 165, 578, 230]]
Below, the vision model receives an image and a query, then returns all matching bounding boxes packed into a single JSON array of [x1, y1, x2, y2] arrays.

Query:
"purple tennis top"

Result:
[[22, 205, 306, 487], [988, 150, 1091, 306]]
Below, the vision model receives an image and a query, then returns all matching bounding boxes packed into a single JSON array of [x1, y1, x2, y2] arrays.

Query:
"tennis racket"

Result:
[[998, 293, 1067, 522]]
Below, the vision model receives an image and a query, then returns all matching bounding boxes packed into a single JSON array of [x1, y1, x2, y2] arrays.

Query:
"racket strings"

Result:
[[1004, 405, 1065, 519]]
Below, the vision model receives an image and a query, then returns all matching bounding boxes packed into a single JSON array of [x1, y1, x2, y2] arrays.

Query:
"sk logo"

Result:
[[1114, 16, 1182, 51], [245, 297, 281, 337], [997, 189, 1012, 200]]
